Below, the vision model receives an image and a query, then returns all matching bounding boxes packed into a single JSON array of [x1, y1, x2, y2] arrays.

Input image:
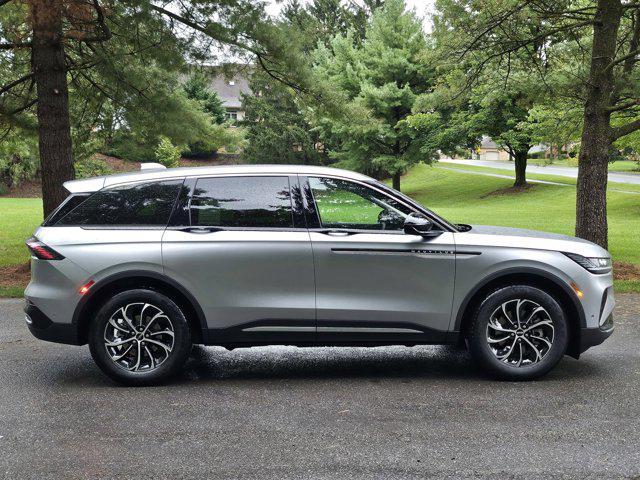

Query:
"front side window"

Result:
[[190, 176, 293, 228], [308, 177, 413, 231], [56, 179, 184, 227]]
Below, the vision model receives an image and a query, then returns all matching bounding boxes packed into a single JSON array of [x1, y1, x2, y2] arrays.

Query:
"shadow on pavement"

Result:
[[9, 343, 609, 388]]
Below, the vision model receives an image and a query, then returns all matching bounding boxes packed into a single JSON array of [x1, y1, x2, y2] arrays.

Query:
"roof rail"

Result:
[[140, 162, 167, 171]]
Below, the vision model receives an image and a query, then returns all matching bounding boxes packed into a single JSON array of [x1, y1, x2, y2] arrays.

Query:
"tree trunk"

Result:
[[30, 0, 75, 217], [392, 171, 401, 191], [575, 0, 622, 249], [513, 149, 528, 187]]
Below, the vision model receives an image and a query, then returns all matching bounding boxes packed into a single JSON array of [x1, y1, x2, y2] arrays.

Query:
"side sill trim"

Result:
[[317, 326, 424, 334], [242, 326, 316, 333]]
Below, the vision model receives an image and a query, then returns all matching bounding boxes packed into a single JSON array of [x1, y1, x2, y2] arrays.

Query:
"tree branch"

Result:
[[0, 97, 37, 117], [605, 46, 640, 71], [0, 73, 34, 96], [0, 41, 31, 49], [256, 55, 307, 94], [606, 99, 640, 112], [148, 3, 261, 55], [611, 118, 640, 139]]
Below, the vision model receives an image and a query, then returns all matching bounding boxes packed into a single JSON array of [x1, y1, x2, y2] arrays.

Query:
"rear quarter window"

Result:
[[42, 193, 90, 226], [55, 179, 185, 227]]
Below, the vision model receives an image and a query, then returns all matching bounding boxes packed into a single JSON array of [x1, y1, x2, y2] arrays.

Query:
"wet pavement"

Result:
[[0, 296, 639, 479]]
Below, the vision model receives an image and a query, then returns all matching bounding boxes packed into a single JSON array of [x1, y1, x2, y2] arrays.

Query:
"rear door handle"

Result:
[[178, 226, 220, 234]]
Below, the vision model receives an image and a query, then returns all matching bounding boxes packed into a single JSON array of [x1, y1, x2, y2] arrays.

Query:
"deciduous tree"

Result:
[[432, 0, 640, 247]]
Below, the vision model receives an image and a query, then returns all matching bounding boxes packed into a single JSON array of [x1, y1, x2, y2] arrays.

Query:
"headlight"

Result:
[[563, 252, 612, 274]]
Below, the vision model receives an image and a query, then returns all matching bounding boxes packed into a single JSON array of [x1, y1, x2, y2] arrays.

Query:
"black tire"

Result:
[[89, 289, 192, 386], [467, 285, 569, 380]]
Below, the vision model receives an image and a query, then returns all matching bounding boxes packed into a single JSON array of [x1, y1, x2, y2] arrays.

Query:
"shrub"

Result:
[[74, 157, 113, 179], [567, 156, 579, 167], [155, 136, 182, 168], [0, 131, 38, 188], [104, 132, 156, 162]]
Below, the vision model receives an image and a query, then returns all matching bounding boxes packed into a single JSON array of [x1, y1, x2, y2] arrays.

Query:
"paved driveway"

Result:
[[1, 296, 639, 479], [440, 158, 640, 185]]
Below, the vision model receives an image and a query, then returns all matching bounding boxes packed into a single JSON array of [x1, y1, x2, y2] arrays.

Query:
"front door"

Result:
[[162, 175, 316, 344], [302, 176, 456, 343]]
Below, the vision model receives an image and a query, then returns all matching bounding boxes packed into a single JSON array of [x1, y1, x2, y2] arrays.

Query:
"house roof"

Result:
[[208, 73, 251, 109], [480, 136, 500, 149]]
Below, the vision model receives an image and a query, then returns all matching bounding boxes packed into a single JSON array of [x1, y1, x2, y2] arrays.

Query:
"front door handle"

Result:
[[319, 229, 354, 237]]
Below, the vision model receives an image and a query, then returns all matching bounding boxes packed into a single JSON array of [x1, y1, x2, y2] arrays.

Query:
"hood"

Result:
[[458, 224, 609, 257]]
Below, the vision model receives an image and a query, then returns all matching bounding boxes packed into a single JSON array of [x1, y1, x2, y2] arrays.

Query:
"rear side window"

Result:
[[190, 176, 293, 228], [56, 179, 184, 227]]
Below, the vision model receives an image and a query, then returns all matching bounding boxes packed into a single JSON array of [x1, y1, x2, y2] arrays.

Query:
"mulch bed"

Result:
[[481, 184, 536, 198], [95, 153, 140, 172], [1, 180, 43, 198], [613, 261, 640, 281], [0, 263, 30, 289]]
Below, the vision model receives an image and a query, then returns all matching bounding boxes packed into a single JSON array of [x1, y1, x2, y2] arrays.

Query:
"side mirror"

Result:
[[404, 213, 442, 238]]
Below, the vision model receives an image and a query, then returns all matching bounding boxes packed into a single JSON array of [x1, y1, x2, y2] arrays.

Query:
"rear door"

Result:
[[162, 175, 316, 344]]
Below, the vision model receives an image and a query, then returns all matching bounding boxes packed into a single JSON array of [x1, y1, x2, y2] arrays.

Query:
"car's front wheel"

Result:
[[468, 285, 569, 380], [89, 289, 192, 386]]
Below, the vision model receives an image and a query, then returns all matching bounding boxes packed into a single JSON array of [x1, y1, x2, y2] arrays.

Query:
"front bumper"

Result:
[[579, 313, 614, 354], [24, 300, 82, 345]]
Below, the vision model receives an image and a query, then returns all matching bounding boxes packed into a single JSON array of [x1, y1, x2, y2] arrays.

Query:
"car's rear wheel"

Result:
[[467, 285, 569, 380], [89, 289, 192, 386]]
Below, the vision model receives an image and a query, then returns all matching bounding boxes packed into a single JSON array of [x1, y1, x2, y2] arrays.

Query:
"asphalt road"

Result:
[[1, 296, 639, 479], [440, 158, 640, 185]]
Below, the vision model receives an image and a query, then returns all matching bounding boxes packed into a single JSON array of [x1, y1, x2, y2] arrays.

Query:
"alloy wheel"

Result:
[[486, 298, 555, 367], [103, 302, 175, 372]]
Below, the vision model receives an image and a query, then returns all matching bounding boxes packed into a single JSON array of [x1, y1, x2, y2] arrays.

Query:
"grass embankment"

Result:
[[0, 165, 638, 296]]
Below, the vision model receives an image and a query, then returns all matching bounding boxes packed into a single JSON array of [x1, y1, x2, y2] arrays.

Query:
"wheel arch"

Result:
[[454, 267, 585, 358], [73, 270, 207, 345]]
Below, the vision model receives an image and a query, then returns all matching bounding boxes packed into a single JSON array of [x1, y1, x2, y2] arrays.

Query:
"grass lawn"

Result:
[[403, 165, 640, 262], [0, 198, 43, 267], [400, 165, 640, 292], [1, 166, 638, 296], [0, 198, 43, 297]]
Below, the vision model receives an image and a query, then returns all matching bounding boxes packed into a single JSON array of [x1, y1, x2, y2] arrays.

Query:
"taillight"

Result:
[[26, 236, 65, 260]]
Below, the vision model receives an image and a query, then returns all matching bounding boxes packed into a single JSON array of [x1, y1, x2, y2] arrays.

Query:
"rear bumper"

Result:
[[579, 313, 614, 354], [24, 300, 82, 345]]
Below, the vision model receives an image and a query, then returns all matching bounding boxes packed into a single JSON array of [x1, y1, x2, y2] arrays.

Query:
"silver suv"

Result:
[[25, 164, 614, 385]]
